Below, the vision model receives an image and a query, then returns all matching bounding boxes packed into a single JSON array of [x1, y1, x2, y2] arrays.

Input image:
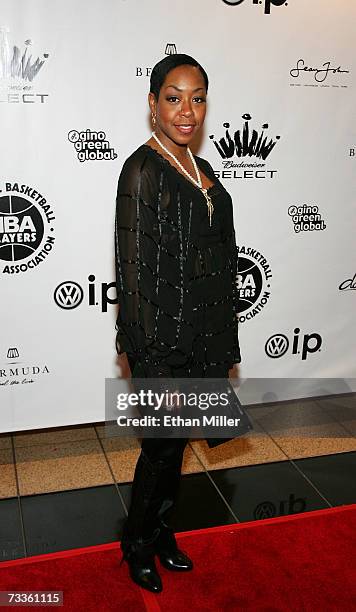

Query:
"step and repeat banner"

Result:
[[1, 0, 355, 431]]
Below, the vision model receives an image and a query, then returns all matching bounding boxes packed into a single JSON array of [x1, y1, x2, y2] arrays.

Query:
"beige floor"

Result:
[[1, 394, 355, 499]]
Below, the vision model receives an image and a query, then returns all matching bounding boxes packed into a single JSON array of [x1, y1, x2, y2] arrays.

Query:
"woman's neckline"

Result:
[[140, 143, 217, 194]]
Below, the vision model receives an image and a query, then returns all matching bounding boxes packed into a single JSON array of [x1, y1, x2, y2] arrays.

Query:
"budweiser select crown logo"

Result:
[[0, 25, 49, 103]]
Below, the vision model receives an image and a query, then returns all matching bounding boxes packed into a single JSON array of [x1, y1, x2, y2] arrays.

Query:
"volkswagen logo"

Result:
[[54, 281, 84, 310], [254, 501, 276, 519], [265, 334, 289, 358]]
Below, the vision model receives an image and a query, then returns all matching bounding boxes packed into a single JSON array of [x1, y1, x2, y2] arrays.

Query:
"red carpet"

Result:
[[1, 504, 355, 611]]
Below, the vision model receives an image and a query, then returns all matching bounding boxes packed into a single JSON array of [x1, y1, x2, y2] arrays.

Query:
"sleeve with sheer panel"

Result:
[[227, 228, 242, 365], [216, 172, 242, 365], [114, 152, 193, 376], [225, 212, 241, 365], [198, 157, 242, 365]]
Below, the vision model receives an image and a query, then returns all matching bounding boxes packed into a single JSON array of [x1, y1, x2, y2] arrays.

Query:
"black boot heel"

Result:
[[120, 529, 163, 593], [155, 522, 193, 571]]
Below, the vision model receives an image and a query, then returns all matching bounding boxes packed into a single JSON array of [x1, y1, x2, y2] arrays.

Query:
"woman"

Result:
[[114, 54, 241, 593]]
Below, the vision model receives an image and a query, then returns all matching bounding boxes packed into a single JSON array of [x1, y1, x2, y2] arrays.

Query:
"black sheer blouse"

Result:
[[114, 144, 241, 377]]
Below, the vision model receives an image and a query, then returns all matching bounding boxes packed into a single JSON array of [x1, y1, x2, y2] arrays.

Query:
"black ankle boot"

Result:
[[119, 451, 167, 592], [154, 522, 193, 571], [120, 528, 163, 593]]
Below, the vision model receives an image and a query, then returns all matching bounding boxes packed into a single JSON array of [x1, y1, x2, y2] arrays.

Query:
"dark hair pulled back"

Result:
[[150, 53, 209, 100]]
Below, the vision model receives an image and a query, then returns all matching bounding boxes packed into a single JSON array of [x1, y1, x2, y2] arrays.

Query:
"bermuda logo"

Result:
[[54, 282, 84, 309], [7, 347, 19, 359], [165, 43, 177, 55], [236, 246, 272, 323], [0, 26, 49, 103], [222, 0, 288, 15], [68, 129, 118, 162], [0, 347, 50, 387], [210, 115, 280, 180], [136, 43, 177, 77], [0, 182, 56, 274]]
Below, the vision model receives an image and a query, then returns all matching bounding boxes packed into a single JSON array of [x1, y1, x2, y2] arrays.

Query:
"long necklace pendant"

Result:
[[202, 189, 214, 227]]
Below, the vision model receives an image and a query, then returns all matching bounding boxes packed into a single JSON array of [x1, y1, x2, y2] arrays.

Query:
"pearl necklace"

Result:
[[151, 131, 214, 226]]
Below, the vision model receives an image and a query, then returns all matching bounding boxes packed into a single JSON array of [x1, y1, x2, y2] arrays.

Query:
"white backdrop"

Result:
[[1, 0, 355, 432]]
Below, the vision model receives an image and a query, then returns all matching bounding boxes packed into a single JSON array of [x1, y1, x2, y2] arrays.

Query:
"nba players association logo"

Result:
[[237, 245, 272, 323], [0, 182, 56, 274], [210, 114, 281, 180], [0, 26, 49, 103]]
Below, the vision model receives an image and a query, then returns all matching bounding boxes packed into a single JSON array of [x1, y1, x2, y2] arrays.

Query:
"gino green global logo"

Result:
[[68, 129, 118, 162]]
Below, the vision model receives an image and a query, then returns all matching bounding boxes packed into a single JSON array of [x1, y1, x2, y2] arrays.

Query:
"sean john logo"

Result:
[[222, 0, 288, 15], [290, 59, 349, 88]]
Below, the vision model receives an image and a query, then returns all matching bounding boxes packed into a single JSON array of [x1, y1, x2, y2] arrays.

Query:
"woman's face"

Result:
[[149, 64, 207, 149]]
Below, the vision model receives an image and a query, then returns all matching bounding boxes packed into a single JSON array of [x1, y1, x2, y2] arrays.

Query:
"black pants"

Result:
[[124, 354, 232, 540], [125, 354, 189, 541]]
